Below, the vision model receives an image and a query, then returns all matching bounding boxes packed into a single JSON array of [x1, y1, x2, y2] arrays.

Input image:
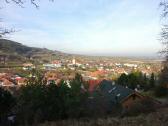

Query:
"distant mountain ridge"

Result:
[[0, 39, 68, 63], [0, 39, 160, 65]]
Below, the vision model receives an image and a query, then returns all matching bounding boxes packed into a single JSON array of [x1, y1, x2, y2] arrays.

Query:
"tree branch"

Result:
[[0, 28, 16, 38], [1, 0, 54, 38], [160, 0, 168, 17], [4, 0, 40, 8]]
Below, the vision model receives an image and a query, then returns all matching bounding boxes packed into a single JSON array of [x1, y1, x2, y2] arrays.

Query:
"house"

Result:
[[44, 71, 62, 85], [51, 60, 62, 68], [123, 63, 138, 68], [43, 64, 55, 70], [43, 60, 62, 70], [95, 80, 145, 109], [115, 68, 127, 74], [90, 70, 108, 78], [121, 92, 145, 109], [23, 63, 35, 70], [0, 78, 15, 87], [15, 77, 27, 86]]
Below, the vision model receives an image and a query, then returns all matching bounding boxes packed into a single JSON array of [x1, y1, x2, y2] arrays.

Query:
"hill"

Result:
[[0, 39, 69, 64], [0, 39, 161, 65]]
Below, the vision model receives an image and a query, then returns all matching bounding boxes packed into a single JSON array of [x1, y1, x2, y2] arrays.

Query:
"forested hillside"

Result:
[[0, 39, 68, 63]]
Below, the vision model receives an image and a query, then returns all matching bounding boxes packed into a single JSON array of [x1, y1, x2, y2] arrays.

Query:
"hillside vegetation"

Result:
[[0, 39, 68, 64], [38, 107, 168, 126]]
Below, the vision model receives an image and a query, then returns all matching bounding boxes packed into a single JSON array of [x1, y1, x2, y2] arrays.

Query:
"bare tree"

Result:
[[0, 0, 53, 37], [4, 0, 54, 8], [159, 0, 168, 91], [160, 0, 168, 17], [4, 0, 39, 8], [160, 0, 168, 55], [160, 0, 168, 54], [0, 19, 15, 38]]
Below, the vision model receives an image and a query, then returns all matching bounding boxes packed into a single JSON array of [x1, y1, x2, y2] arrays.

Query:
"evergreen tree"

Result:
[[67, 73, 89, 118], [117, 73, 128, 87], [0, 87, 16, 124], [159, 62, 168, 87], [149, 73, 155, 89], [127, 73, 138, 90]]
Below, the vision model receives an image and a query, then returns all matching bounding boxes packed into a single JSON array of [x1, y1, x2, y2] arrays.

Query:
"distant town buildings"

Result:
[[0, 56, 161, 90], [23, 63, 35, 70], [0, 73, 26, 87], [43, 60, 62, 70], [72, 58, 76, 65]]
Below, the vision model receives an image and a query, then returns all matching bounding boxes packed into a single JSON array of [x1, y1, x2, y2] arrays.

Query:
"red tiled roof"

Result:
[[51, 60, 60, 64], [0, 78, 14, 86], [16, 77, 27, 85], [90, 70, 107, 77], [87, 80, 102, 92]]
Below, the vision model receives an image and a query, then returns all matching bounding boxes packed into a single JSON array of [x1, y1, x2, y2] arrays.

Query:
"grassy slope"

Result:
[[37, 107, 168, 126]]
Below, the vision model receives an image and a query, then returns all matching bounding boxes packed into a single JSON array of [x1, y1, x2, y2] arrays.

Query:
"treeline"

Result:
[[0, 71, 168, 126], [117, 71, 168, 97], [0, 72, 134, 126], [117, 72, 155, 91], [0, 73, 91, 125], [1, 72, 120, 126]]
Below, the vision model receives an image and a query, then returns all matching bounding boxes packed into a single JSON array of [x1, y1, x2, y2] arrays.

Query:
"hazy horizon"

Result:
[[1, 0, 162, 57]]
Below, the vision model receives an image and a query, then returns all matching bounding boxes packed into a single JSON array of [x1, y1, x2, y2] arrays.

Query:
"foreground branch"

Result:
[[0, 28, 16, 38], [4, 0, 54, 8], [160, 0, 168, 17], [4, 0, 39, 8]]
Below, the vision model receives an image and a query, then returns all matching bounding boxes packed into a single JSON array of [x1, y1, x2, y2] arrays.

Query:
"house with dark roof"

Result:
[[95, 80, 145, 109]]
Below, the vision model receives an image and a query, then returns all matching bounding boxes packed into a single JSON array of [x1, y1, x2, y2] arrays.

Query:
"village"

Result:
[[0, 57, 165, 105], [0, 57, 161, 87], [0, 57, 166, 125]]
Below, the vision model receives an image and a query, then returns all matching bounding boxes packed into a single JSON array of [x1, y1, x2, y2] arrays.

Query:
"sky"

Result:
[[0, 0, 163, 57]]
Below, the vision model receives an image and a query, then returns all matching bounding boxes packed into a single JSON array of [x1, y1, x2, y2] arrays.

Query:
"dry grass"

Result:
[[35, 107, 168, 126]]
